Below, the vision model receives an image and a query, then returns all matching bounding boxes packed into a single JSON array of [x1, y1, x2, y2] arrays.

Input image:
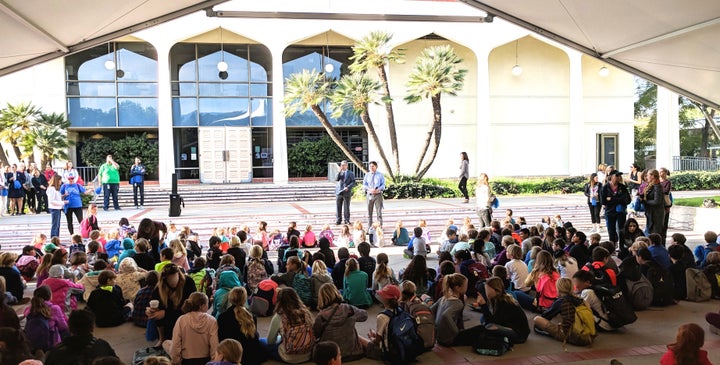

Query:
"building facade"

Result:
[[0, 0, 636, 187]]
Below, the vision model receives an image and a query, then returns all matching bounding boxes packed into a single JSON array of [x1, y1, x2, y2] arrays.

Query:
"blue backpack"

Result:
[[25, 313, 55, 351], [382, 308, 425, 364], [292, 272, 313, 307]]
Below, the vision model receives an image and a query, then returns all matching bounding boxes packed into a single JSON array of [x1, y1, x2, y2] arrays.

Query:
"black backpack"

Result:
[[382, 308, 425, 364], [584, 263, 615, 290], [592, 286, 637, 328], [646, 264, 675, 307]]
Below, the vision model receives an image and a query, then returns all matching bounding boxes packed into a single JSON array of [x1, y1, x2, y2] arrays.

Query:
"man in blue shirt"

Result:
[[362, 161, 385, 228], [335, 160, 355, 225]]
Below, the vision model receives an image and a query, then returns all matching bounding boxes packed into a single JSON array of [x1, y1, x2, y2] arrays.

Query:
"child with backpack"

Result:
[[366, 284, 424, 363], [261, 288, 315, 363], [250, 278, 278, 317], [455, 249, 488, 298], [399, 281, 436, 350], [187, 257, 213, 296], [703, 252, 720, 299], [132, 270, 158, 328], [637, 247, 676, 306], [23, 285, 68, 353], [244, 245, 269, 293], [206, 236, 224, 270], [272, 256, 313, 307], [572, 270, 616, 331], [695, 231, 718, 268], [343, 258, 373, 308], [313, 283, 369, 361], [533, 277, 595, 346], [372, 253, 396, 291], [86, 270, 132, 327], [582, 247, 618, 288], [311, 260, 333, 309]]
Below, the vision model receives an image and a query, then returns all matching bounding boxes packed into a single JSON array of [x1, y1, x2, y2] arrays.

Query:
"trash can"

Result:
[[169, 194, 183, 217]]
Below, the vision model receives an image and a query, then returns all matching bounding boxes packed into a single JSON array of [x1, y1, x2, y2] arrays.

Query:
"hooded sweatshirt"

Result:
[[115, 238, 136, 270], [213, 271, 241, 317], [170, 311, 218, 362], [116, 258, 146, 301]]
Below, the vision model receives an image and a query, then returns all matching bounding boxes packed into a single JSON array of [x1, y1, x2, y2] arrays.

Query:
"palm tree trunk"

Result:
[[360, 111, 394, 181], [310, 105, 368, 174], [416, 94, 443, 179], [11, 143, 23, 164], [413, 114, 437, 177], [0, 144, 9, 167], [377, 66, 400, 174]]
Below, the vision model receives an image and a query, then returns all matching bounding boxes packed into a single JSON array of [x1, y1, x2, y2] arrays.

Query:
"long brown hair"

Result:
[[274, 288, 312, 326], [525, 251, 557, 287], [229, 287, 256, 338], [484, 277, 517, 312], [373, 253, 392, 283], [644, 169, 660, 200], [29, 286, 52, 319], [36, 253, 54, 275], [669, 323, 705, 365], [158, 264, 187, 308], [344, 258, 359, 277], [50, 174, 62, 190]]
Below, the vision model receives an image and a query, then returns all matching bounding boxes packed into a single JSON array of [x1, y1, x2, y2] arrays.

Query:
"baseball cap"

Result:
[[49, 264, 65, 278], [43, 243, 58, 253], [376, 284, 401, 301], [67, 172, 76, 179]]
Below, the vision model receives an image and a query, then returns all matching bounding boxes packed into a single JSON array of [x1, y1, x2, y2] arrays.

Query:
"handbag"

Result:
[[664, 193, 672, 207]]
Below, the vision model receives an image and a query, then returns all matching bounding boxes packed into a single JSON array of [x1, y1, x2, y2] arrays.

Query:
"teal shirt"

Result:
[[392, 228, 410, 246], [99, 163, 120, 184], [343, 270, 372, 307]]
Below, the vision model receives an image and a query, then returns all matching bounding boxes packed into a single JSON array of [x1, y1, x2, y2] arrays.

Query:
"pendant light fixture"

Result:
[[324, 32, 334, 73], [511, 39, 522, 76], [599, 66, 610, 77], [104, 42, 115, 70], [217, 27, 229, 79]]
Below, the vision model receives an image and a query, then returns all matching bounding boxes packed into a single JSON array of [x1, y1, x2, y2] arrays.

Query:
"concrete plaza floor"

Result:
[[6, 191, 720, 364]]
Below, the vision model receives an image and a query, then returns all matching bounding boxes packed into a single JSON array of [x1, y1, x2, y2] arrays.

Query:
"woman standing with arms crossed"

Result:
[[47, 175, 65, 238], [583, 173, 602, 233], [130, 157, 146, 209], [476, 173, 494, 228], [5, 164, 25, 215], [458, 152, 469, 203], [641, 169, 665, 236]]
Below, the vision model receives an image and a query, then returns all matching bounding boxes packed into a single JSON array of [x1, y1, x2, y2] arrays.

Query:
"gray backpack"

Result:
[[686, 268, 712, 302], [625, 275, 653, 310]]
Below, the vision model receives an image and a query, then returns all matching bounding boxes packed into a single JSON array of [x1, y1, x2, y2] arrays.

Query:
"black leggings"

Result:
[[65, 207, 83, 234], [459, 177, 469, 200], [588, 203, 602, 224]]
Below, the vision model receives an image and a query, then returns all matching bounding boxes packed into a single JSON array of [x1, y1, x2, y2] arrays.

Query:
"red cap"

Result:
[[376, 284, 401, 301]]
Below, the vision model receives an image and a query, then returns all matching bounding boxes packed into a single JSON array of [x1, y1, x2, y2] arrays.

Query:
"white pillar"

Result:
[[568, 51, 584, 176], [270, 45, 289, 184], [156, 45, 175, 188], [475, 47, 491, 177], [656, 86, 680, 171]]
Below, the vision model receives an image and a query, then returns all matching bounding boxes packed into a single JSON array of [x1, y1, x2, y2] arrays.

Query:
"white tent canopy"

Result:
[[0, 0, 228, 76], [460, 0, 720, 109]]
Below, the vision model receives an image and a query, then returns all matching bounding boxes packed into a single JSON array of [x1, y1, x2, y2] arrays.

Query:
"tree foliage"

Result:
[[80, 134, 158, 180]]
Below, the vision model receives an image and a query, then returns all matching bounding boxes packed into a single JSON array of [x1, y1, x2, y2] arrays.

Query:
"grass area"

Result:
[[672, 196, 720, 208]]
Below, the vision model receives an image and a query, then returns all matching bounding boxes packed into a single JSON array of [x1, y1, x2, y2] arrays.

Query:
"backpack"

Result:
[[593, 287, 637, 328], [246, 260, 269, 293], [404, 300, 435, 350], [292, 272, 313, 307], [281, 318, 315, 355], [382, 308, 425, 364], [686, 268, 712, 302], [463, 259, 489, 297], [472, 331, 512, 356], [25, 313, 55, 351], [570, 303, 596, 343], [250, 279, 278, 317], [646, 265, 674, 306], [704, 264, 720, 299], [132, 346, 169, 365], [584, 263, 614, 289], [80, 218, 92, 239], [277, 245, 290, 273], [188, 268, 212, 295], [624, 275, 654, 310], [17, 259, 39, 279]]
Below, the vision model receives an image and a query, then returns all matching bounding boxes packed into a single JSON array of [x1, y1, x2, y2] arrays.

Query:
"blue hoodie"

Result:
[[105, 239, 123, 259], [213, 271, 242, 317], [115, 238, 136, 270]]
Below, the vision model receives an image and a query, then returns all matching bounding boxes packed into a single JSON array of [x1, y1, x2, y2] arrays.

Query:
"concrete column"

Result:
[[475, 47, 491, 178], [270, 45, 289, 184], [656, 86, 680, 171], [155, 45, 175, 188], [567, 51, 584, 176]]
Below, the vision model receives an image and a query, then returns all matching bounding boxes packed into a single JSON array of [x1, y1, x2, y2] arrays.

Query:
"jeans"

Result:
[[336, 192, 351, 223], [50, 209, 61, 238], [259, 337, 281, 361], [65, 207, 83, 235], [367, 193, 383, 227], [478, 208, 492, 228], [514, 290, 536, 312], [605, 211, 626, 243], [103, 183, 120, 210], [133, 182, 144, 207], [458, 177, 469, 200]]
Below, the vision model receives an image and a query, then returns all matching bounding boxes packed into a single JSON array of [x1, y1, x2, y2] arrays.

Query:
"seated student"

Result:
[[357, 242, 376, 288], [527, 246, 542, 272], [365, 284, 400, 359], [648, 233, 672, 269], [572, 270, 615, 332], [0, 252, 25, 304], [23, 285, 68, 353], [217, 287, 266, 365], [505, 244, 530, 292], [660, 323, 713, 365], [78, 260, 111, 301], [155, 248, 174, 273], [694, 231, 718, 268], [16, 245, 40, 282], [170, 239, 191, 272], [314, 341, 342, 365], [311, 260, 333, 309], [86, 271, 133, 327], [207, 338, 244, 365], [132, 271, 159, 328], [391, 221, 410, 247], [703, 252, 720, 300], [44, 310, 118, 365], [599, 240, 621, 273], [260, 288, 315, 364], [163, 292, 218, 365], [226, 236, 246, 272], [314, 283, 369, 361], [86, 240, 101, 267], [187, 257, 213, 295], [116, 258, 146, 301], [491, 236, 515, 267], [405, 227, 428, 259], [343, 258, 373, 309], [69, 251, 90, 281], [431, 273, 486, 346], [332, 248, 351, 290], [533, 278, 595, 346], [438, 228, 459, 255], [402, 255, 430, 296], [214, 255, 242, 289], [213, 271, 242, 318], [280, 236, 303, 273], [372, 253, 396, 291], [473, 229, 495, 263], [0, 278, 19, 329], [669, 233, 696, 269], [473, 277, 530, 344], [668, 244, 690, 301], [104, 230, 123, 261], [317, 237, 336, 270], [636, 247, 676, 306], [115, 238, 136, 270], [516, 251, 559, 312], [455, 249, 487, 298], [429, 261, 455, 302], [581, 247, 618, 288], [131, 239, 155, 272], [554, 249, 578, 279], [44, 264, 84, 316], [449, 233, 471, 257], [244, 246, 270, 293], [206, 236, 224, 270], [69, 235, 86, 255]]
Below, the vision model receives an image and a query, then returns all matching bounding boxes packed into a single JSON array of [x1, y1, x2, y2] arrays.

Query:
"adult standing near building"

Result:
[[31, 168, 49, 213], [459, 152, 470, 203], [5, 164, 25, 216], [60, 173, 86, 235], [130, 157, 146, 209], [363, 161, 385, 228], [476, 173, 494, 228], [61, 161, 78, 185], [601, 171, 631, 244], [642, 169, 666, 237], [20, 163, 36, 214], [583, 173, 602, 233], [47, 175, 65, 239], [335, 160, 355, 225], [659, 167, 672, 240], [0, 164, 7, 216], [98, 154, 121, 211]]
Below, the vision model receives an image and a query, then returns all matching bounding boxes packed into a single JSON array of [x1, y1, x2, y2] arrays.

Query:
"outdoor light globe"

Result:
[[104, 60, 115, 70], [324, 63, 334, 73], [217, 61, 229, 72], [511, 64, 522, 76], [599, 66, 610, 77]]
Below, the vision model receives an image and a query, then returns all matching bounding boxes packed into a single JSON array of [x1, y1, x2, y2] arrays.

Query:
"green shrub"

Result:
[[79, 134, 158, 180], [669, 171, 720, 191], [81, 193, 94, 208], [384, 182, 455, 199], [288, 136, 345, 177]]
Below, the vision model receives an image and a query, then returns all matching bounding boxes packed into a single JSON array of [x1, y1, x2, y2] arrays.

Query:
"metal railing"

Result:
[[327, 161, 369, 181], [175, 167, 200, 180], [672, 156, 720, 171], [53, 166, 99, 184]]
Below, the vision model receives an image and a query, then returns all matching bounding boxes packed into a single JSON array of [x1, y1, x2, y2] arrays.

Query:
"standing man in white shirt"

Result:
[[363, 161, 386, 228]]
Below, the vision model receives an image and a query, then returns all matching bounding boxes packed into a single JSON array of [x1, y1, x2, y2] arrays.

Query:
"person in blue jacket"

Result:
[[129, 157, 146, 209]]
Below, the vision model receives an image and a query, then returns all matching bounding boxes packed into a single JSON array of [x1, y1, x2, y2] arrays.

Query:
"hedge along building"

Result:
[[0, 0, 635, 188]]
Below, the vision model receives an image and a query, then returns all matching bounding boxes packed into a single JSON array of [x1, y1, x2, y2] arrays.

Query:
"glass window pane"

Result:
[[199, 97, 250, 126], [285, 109, 318, 127], [117, 83, 157, 96], [198, 44, 249, 82], [198, 83, 248, 97], [172, 98, 198, 127], [282, 50, 322, 81], [66, 82, 115, 96], [170, 43, 197, 81], [116, 43, 158, 81], [172, 82, 196, 96], [250, 83, 269, 97], [326, 100, 362, 126], [65, 46, 116, 81], [249, 44, 272, 82], [250, 98, 272, 126], [67, 98, 116, 127], [118, 98, 158, 126]]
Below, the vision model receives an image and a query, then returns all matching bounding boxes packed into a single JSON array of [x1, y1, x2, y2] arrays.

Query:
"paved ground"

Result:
[[5, 191, 720, 364]]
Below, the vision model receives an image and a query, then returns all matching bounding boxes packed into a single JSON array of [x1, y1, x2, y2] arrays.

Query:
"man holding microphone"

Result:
[[336, 160, 355, 225]]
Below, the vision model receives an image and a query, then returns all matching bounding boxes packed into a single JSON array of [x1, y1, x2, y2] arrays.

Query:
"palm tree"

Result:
[[350, 31, 404, 175], [0, 102, 42, 164], [25, 127, 74, 168], [331, 73, 394, 180], [405, 45, 467, 179], [284, 70, 367, 173]]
